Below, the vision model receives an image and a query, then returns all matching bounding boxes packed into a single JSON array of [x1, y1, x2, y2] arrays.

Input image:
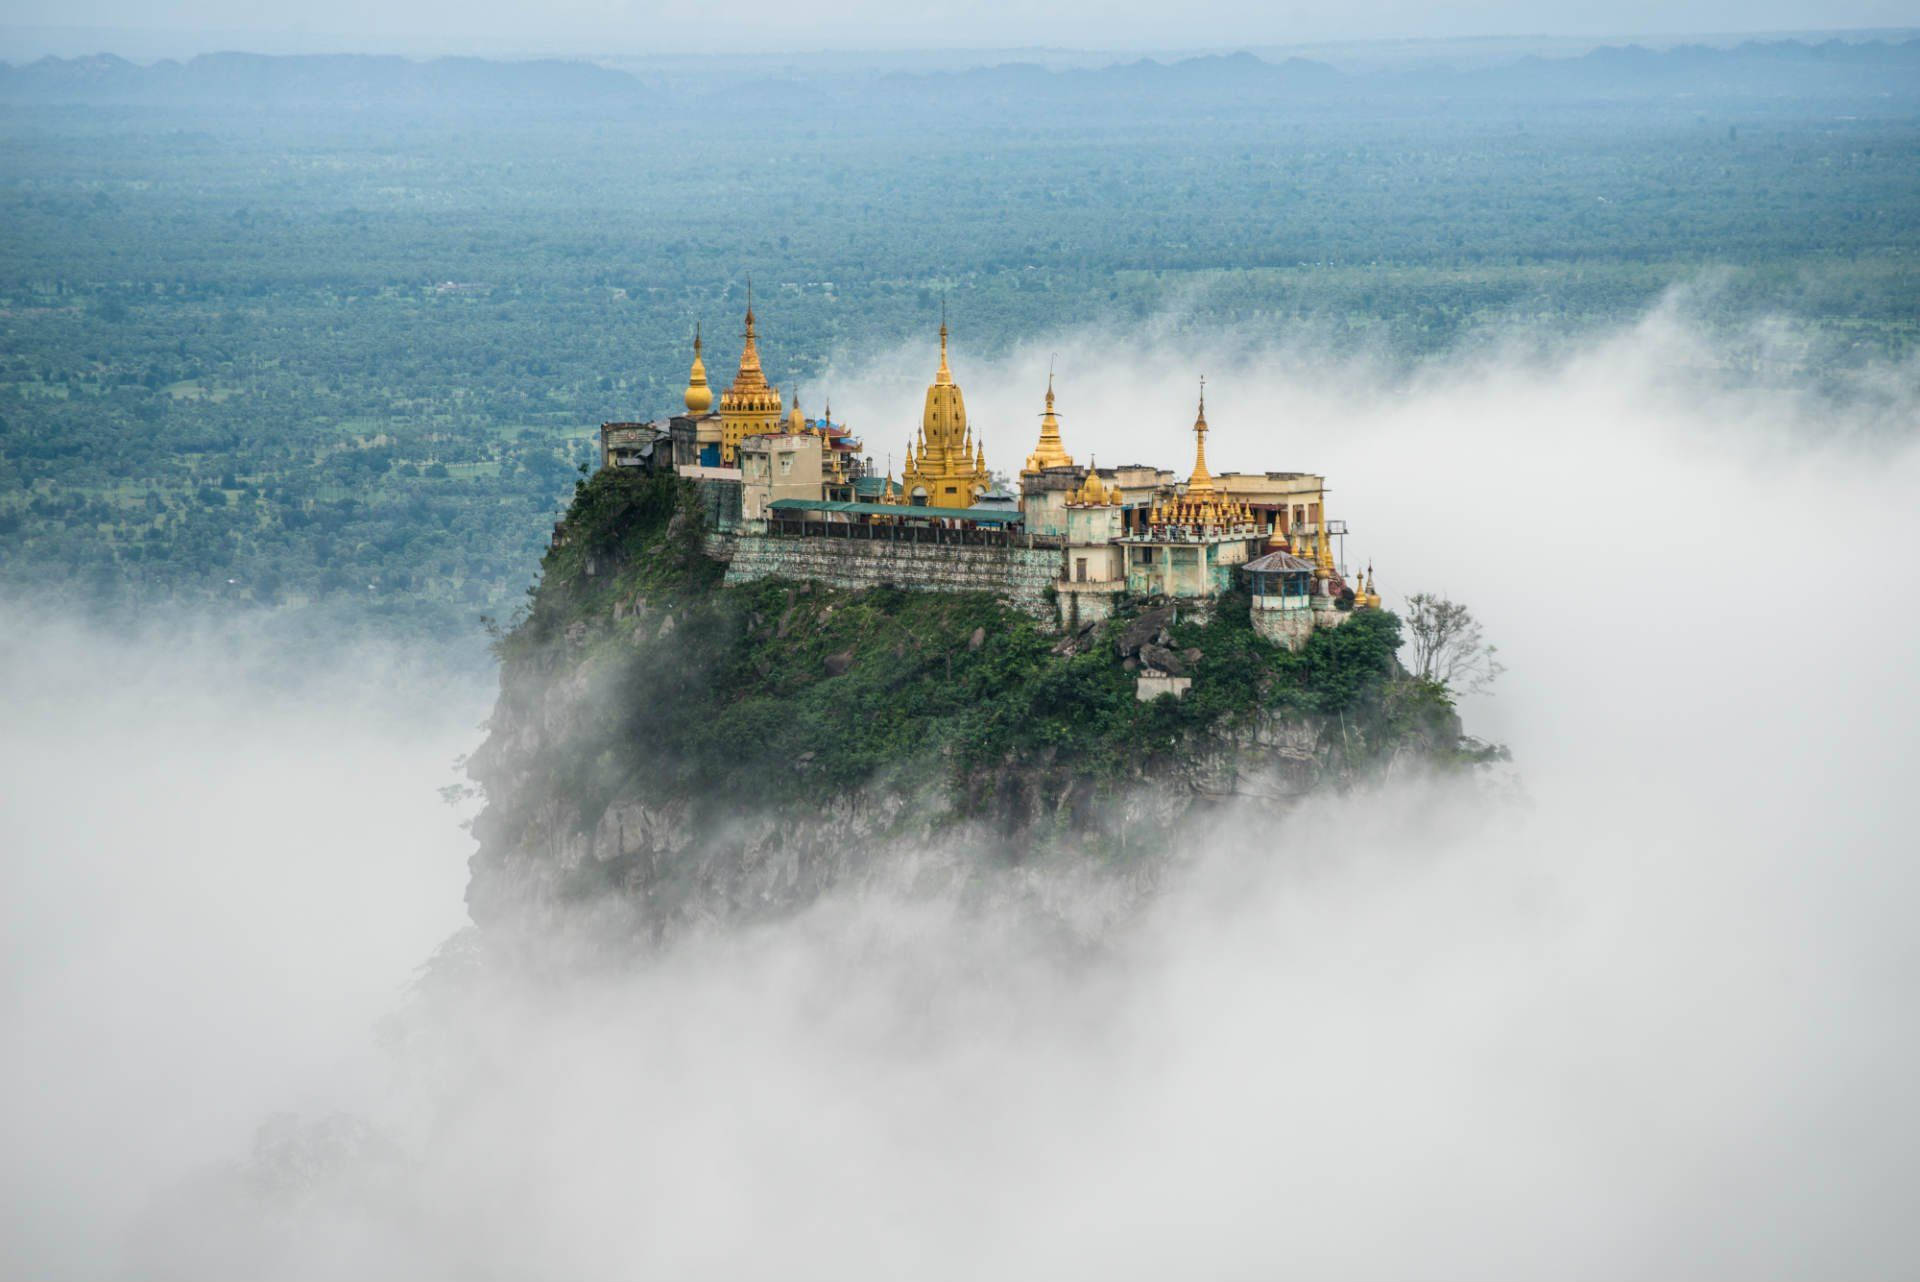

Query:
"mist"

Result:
[[4, 301, 1918, 1278], [11, 0, 1917, 60]]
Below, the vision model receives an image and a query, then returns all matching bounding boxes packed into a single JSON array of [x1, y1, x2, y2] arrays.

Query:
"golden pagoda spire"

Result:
[[1023, 366, 1073, 473], [1188, 376, 1215, 496], [935, 303, 953, 387], [684, 322, 712, 415], [731, 284, 768, 392], [716, 279, 782, 464], [1147, 377, 1251, 534], [1314, 492, 1336, 577], [900, 305, 989, 506]]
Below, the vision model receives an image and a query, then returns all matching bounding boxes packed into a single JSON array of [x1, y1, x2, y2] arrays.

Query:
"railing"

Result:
[[768, 516, 1063, 550]]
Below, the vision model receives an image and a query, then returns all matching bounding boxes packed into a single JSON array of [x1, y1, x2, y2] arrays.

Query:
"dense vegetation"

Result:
[[3, 43, 1917, 652], [487, 468, 1457, 851]]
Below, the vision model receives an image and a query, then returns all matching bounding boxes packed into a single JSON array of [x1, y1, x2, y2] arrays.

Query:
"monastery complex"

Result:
[[597, 303, 1382, 669]]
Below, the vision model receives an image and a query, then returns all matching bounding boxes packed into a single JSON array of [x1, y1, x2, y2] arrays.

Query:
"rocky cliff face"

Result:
[[461, 469, 1474, 944]]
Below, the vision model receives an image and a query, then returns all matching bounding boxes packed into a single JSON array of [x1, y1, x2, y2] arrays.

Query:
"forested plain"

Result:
[[2, 42, 1916, 651]]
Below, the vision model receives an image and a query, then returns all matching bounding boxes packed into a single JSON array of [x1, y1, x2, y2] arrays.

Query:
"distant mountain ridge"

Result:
[[0, 50, 651, 108], [3, 39, 1917, 110]]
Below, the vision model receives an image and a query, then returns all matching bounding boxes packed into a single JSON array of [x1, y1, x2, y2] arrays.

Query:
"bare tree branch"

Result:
[[1403, 592, 1504, 694]]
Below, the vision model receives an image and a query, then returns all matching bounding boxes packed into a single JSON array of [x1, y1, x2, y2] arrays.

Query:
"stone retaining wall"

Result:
[[723, 533, 1062, 622], [1251, 602, 1315, 652]]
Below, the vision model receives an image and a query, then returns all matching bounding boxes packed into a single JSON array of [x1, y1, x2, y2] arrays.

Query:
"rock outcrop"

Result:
[[461, 467, 1477, 945]]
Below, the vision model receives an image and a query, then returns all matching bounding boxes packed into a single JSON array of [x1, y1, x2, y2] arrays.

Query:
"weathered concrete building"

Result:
[[740, 431, 824, 528]]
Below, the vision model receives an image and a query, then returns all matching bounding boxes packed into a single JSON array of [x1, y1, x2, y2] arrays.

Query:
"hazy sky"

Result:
[[6, 0, 1919, 59]]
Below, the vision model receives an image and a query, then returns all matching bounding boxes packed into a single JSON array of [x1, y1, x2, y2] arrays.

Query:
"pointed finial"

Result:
[[1187, 375, 1214, 496], [694, 320, 702, 354], [934, 306, 953, 385]]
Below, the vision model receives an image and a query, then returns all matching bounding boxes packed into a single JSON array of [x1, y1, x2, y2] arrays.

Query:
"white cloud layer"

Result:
[[3, 300, 1917, 1279]]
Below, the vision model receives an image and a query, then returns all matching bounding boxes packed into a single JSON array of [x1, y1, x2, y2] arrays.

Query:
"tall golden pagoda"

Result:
[[1148, 380, 1255, 532], [1022, 373, 1073, 474], [718, 288, 782, 465], [898, 319, 990, 507]]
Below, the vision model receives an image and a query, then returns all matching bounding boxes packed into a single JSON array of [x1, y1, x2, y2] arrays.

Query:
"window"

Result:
[[1075, 557, 1087, 582], [1308, 502, 1320, 526], [778, 455, 792, 475]]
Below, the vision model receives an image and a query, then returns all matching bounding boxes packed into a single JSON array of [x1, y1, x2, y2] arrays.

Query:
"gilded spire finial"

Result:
[[731, 283, 767, 389], [1024, 362, 1071, 473], [684, 320, 713, 415], [936, 304, 952, 386]]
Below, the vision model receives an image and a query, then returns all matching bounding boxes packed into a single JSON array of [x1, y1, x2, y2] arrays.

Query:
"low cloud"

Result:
[[3, 300, 1917, 1278]]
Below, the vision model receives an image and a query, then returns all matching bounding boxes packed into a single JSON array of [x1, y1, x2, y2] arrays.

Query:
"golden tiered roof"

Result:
[[1023, 374, 1073, 473], [715, 285, 785, 464], [719, 297, 781, 417], [1147, 382, 1255, 533]]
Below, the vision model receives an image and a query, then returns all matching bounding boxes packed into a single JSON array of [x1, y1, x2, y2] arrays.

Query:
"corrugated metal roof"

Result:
[[1244, 550, 1316, 573], [767, 498, 1026, 524]]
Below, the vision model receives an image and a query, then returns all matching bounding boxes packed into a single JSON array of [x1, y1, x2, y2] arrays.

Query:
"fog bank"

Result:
[[4, 303, 1919, 1278]]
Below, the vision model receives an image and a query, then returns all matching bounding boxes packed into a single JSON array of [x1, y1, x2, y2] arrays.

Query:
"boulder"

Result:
[[968, 626, 986, 652], [1114, 606, 1173, 660], [824, 649, 854, 677], [1139, 642, 1188, 676]]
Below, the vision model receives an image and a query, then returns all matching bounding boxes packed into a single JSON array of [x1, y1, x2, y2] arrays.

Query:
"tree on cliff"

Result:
[[1403, 593, 1503, 695]]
